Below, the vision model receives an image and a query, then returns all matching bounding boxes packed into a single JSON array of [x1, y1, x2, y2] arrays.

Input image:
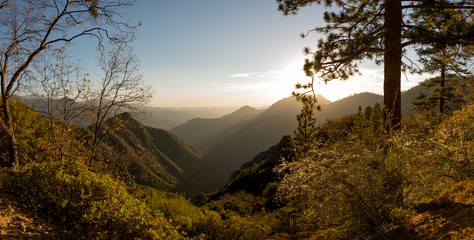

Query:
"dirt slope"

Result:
[[0, 192, 77, 239], [407, 202, 474, 240]]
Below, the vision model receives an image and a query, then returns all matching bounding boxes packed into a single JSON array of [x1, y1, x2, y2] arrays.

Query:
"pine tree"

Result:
[[369, 102, 383, 134], [352, 106, 367, 138], [410, 6, 473, 119], [276, 0, 473, 131], [293, 93, 320, 156]]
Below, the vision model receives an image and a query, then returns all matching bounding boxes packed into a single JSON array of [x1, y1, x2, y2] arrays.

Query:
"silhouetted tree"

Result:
[[292, 74, 321, 156]]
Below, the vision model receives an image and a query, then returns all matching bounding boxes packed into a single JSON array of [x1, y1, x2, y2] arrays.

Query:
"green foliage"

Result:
[[132, 185, 274, 240], [352, 103, 384, 142], [0, 100, 67, 165], [97, 113, 220, 196], [0, 99, 91, 166], [276, 102, 474, 237], [322, 114, 356, 142], [219, 159, 278, 198], [193, 192, 210, 207], [435, 103, 474, 179], [293, 94, 320, 155], [131, 186, 204, 236], [412, 180, 474, 214], [1, 161, 181, 239], [277, 138, 404, 235], [206, 191, 265, 216], [191, 210, 271, 240], [412, 76, 468, 117]]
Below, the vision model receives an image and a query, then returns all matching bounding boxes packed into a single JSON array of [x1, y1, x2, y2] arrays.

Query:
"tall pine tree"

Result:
[[277, 0, 473, 131]]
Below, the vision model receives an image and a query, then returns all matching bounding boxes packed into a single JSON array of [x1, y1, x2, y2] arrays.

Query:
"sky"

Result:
[[71, 0, 430, 108]]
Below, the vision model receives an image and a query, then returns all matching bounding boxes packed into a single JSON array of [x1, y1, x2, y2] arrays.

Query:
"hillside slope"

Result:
[[100, 113, 224, 196], [171, 105, 263, 148]]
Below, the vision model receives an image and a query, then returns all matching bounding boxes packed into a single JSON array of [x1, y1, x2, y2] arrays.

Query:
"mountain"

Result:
[[203, 95, 331, 182], [315, 92, 383, 123], [172, 90, 424, 187], [130, 106, 233, 130], [131, 107, 194, 130], [171, 105, 263, 148], [99, 113, 224, 196], [401, 84, 427, 115], [207, 90, 422, 198], [211, 140, 285, 201]]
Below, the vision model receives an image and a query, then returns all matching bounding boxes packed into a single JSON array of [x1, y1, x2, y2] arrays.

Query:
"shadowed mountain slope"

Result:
[[185, 95, 329, 185], [100, 113, 224, 196], [171, 105, 263, 148], [315, 92, 383, 122], [173, 90, 422, 187]]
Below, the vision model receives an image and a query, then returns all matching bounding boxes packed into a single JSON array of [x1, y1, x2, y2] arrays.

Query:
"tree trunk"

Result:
[[384, 0, 402, 132], [439, 66, 446, 116], [1, 99, 20, 166]]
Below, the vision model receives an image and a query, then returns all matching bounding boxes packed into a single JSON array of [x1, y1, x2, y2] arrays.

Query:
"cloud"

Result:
[[230, 73, 252, 78], [229, 71, 282, 79]]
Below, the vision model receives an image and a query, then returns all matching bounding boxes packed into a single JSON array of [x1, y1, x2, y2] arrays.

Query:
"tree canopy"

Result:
[[277, 0, 473, 131]]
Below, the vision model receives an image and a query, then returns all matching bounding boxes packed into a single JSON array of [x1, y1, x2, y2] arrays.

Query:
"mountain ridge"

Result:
[[100, 112, 224, 196], [171, 105, 264, 149], [171, 89, 421, 187]]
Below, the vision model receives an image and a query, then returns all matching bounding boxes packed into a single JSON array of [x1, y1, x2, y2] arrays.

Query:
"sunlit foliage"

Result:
[[0, 160, 181, 239], [276, 101, 473, 238]]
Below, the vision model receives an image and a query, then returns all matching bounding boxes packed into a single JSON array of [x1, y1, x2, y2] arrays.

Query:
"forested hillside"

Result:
[[201, 100, 474, 239], [1, 0, 472, 239]]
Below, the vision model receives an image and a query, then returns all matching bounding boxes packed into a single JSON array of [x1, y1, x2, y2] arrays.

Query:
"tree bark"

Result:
[[439, 66, 446, 116], [1, 99, 19, 166], [384, 0, 402, 132]]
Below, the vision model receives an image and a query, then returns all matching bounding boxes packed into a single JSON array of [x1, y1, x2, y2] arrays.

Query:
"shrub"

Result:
[[435, 104, 474, 180], [205, 191, 264, 216], [133, 186, 273, 239], [1, 160, 181, 239], [131, 186, 204, 237], [190, 210, 271, 240]]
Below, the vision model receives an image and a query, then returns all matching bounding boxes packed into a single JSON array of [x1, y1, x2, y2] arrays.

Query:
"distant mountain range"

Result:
[[209, 86, 428, 201], [20, 96, 236, 130], [170, 89, 423, 187], [132, 106, 237, 130]]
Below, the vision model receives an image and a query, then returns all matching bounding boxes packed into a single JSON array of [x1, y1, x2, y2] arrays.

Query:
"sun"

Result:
[[266, 61, 305, 100], [260, 58, 383, 104], [269, 59, 347, 101]]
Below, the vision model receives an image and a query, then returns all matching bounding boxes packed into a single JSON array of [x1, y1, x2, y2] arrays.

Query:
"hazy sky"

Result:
[[71, 0, 429, 108]]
